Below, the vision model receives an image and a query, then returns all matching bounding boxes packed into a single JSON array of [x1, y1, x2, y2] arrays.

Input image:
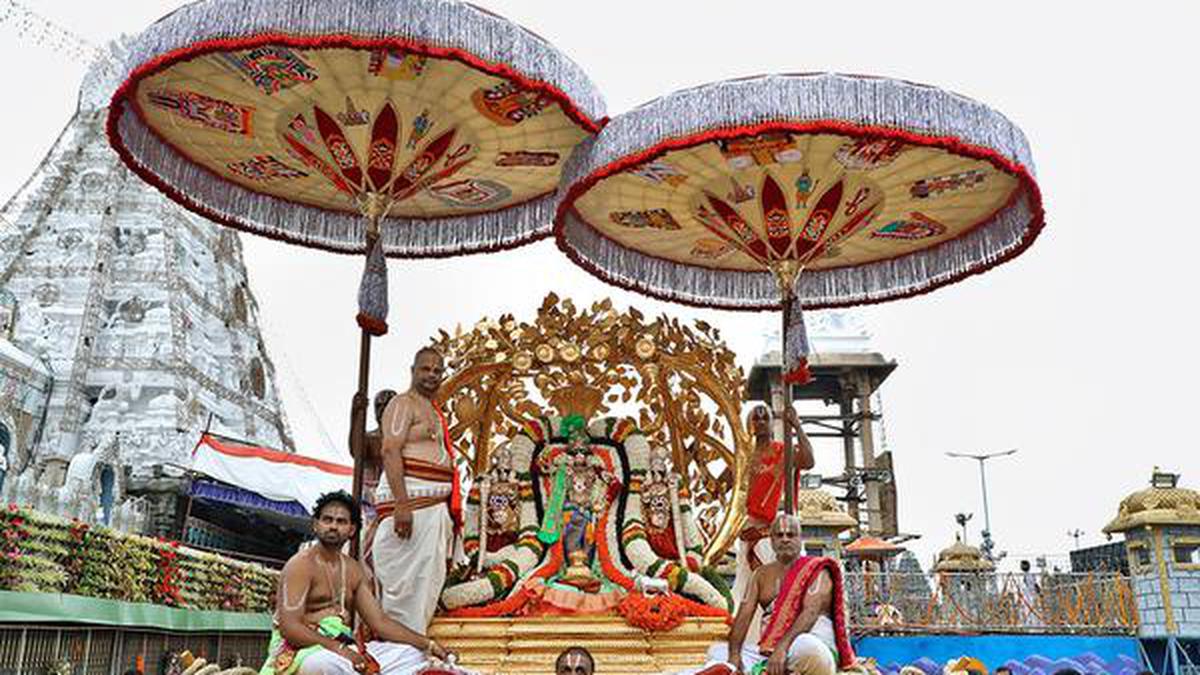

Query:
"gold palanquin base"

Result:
[[428, 615, 729, 675]]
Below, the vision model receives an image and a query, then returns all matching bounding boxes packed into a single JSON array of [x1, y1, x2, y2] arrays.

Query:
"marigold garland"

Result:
[[593, 507, 635, 590], [616, 592, 730, 632]]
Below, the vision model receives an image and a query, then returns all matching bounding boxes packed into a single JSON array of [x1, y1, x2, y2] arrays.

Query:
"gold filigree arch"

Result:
[[432, 293, 751, 562]]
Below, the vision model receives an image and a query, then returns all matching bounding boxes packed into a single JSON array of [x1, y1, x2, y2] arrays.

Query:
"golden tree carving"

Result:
[[432, 293, 752, 563]]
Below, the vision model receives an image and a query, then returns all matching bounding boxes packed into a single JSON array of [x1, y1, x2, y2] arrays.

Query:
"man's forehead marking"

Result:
[[772, 515, 801, 533]]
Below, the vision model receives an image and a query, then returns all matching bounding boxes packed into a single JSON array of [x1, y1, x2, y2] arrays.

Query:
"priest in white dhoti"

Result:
[[678, 515, 855, 675], [364, 348, 463, 633]]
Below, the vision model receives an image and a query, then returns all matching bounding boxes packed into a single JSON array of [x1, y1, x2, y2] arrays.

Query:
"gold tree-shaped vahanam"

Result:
[[431, 293, 752, 563]]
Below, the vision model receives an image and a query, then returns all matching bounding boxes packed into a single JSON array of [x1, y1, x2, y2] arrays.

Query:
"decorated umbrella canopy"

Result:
[[555, 73, 1042, 554], [107, 0, 606, 542]]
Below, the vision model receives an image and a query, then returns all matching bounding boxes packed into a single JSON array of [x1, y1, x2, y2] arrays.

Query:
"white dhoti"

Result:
[[682, 616, 839, 675], [370, 475, 454, 633], [297, 641, 427, 674], [732, 531, 775, 646]]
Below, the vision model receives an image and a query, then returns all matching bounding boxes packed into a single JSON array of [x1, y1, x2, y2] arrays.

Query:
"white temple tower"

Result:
[[0, 52, 293, 524]]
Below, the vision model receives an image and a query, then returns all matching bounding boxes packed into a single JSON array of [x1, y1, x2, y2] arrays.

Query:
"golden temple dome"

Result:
[[796, 488, 858, 531], [933, 537, 995, 573], [1103, 470, 1200, 534]]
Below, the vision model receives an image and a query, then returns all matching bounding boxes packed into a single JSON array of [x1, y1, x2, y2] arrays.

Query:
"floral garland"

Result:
[[596, 505, 635, 591], [0, 504, 30, 588], [617, 592, 731, 632], [153, 539, 184, 606], [61, 521, 91, 591], [219, 565, 248, 611], [0, 506, 275, 611], [443, 586, 537, 618]]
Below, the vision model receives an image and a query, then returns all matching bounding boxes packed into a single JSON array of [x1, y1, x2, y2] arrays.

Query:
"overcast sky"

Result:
[[2, 1, 1198, 570]]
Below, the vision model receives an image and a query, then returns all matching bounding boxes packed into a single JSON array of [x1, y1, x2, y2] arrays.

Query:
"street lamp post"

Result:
[[1067, 529, 1084, 550], [947, 449, 1018, 561]]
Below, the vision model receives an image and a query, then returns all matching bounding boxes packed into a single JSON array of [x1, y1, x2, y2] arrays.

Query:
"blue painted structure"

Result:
[[854, 635, 1143, 675]]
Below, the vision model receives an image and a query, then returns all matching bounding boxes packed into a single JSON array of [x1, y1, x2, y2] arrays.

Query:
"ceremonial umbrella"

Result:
[[554, 73, 1043, 559], [106, 0, 606, 549]]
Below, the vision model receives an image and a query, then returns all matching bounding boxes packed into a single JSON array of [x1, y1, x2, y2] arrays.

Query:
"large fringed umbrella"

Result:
[[107, 0, 605, 552], [555, 73, 1043, 559]]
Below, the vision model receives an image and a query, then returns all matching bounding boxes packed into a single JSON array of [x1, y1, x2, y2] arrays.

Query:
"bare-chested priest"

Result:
[[349, 389, 397, 504], [262, 491, 449, 674], [688, 514, 855, 675], [367, 347, 461, 633]]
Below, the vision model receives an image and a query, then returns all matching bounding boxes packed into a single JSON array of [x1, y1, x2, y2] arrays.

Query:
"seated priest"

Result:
[[261, 491, 450, 674], [689, 514, 855, 675]]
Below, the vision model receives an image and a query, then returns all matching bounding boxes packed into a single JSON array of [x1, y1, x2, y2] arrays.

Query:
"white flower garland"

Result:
[[622, 432, 727, 609], [441, 435, 542, 610]]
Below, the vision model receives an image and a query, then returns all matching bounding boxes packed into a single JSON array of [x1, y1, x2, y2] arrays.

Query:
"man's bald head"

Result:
[[556, 646, 595, 675], [769, 512, 802, 561], [410, 347, 445, 398], [413, 346, 443, 366]]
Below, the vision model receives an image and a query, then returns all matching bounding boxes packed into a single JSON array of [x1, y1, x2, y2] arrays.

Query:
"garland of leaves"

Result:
[[0, 506, 276, 612]]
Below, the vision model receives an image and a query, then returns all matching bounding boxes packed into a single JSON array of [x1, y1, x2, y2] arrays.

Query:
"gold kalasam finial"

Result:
[[432, 294, 753, 562]]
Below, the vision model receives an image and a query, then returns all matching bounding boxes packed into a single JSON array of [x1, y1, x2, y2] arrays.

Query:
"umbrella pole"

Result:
[[349, 209, 384, 561], [772, 261, 802, 517], [349, 327, 372, 560], [780, 294, 796, 515]]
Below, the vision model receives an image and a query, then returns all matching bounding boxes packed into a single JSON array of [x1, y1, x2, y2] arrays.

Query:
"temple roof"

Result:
[[934, 537, 995, 573], [797, 488, 858, 532], [844, 535, 904, 557], [1104, 472, 1200, 533]]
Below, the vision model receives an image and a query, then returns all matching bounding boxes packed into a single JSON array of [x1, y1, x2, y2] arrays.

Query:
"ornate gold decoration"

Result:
[[796, 488, 858, 531], [559, 343, 581, 362], [428, 615, 729, 674], [933, 538, 995, 573], [1104, 484, 1200, 533], [433, 293, 753, 563]]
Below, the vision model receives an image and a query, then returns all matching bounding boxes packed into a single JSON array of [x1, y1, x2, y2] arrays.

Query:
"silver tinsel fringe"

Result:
[[111, 0, 606, 256], [558, 74, 1041, 310], [114, 0, 604, 120], [570, 74, 1031, 177]]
